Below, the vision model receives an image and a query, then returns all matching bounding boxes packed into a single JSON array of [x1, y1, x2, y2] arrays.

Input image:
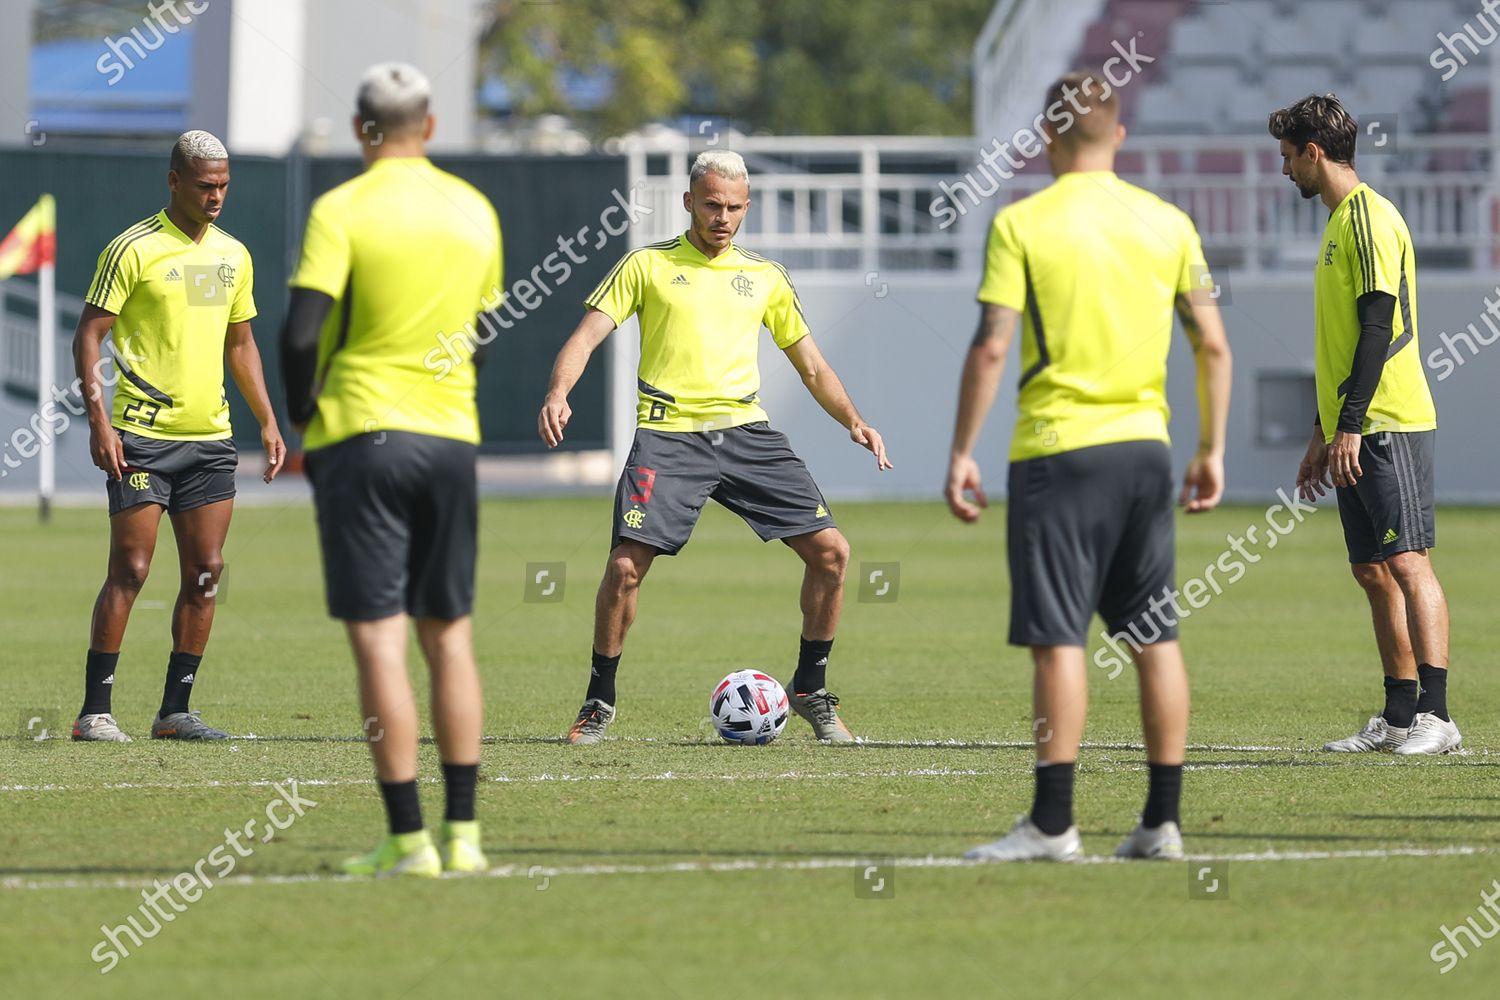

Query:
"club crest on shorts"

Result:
[[623, 508, 646, 529], [128, 471, 150, 490]]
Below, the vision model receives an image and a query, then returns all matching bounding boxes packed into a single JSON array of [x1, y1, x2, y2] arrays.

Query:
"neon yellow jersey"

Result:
[[290, 157, 503, 451], [978, 171, 1207, 462], [1313, 183, 1436, 440], [585, 234, 810, 432], [85, 210, 256, 441]]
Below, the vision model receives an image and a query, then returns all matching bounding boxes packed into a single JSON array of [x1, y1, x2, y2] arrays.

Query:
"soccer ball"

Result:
[[709, 670, 789, 745]]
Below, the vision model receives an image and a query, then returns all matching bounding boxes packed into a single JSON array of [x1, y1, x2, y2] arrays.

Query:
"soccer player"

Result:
[[71, 129, 284, 743], [945, 72, 1232, 861], [280, 64, 503, 877], [1269, 95, 1458, 755], [539, 150, 891, 745]]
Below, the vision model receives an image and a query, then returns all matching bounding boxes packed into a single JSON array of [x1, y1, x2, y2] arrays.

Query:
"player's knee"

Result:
[[604, 553, 644, 593], [811, 533, 849, 579], [1350, 561, 1391, 592], [1384, 552, 1427, 588], [185, 556, 225, 597], [110, 552, 152, 592]]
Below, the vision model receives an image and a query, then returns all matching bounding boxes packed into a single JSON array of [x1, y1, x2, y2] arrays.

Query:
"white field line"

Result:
[[1, 846, 1490, 892]]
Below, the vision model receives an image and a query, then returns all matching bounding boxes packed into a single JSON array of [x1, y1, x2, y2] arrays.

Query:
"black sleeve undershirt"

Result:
[[279, 287, 333, 427], [1337, 290, 1397, 435]]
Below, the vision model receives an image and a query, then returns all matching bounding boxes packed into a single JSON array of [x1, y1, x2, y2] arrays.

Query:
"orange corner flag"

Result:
[[0, 194, 57, 280]]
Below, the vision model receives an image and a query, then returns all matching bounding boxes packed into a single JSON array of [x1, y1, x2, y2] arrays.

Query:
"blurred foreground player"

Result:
[[281, 64, 503, 877], [945, 72, 1232, 861], [72, 129, 284, 743], [539, 150, 891, 745]]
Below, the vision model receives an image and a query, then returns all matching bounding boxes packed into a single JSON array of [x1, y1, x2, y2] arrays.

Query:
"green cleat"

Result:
[[439, 820, 488, 875], [341, 830, 442, 879]]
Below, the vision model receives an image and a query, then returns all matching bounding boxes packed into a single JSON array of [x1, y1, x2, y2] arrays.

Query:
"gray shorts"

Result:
[[612, 422, 835, 555], [1336, 430, 1436, 564], [106, 430, 237, 516], [305, 430, 477, 621], [1008, 440, 1176, 647]]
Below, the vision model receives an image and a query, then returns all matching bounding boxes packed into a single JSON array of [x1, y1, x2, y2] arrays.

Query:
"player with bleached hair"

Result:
[[70, 130, 284, 744], [540, 149, 891, 745]]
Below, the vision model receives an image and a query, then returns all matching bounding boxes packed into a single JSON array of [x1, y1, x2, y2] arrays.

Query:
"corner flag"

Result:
[[0, 194, 59, 521], [0, 194, 56, 279]]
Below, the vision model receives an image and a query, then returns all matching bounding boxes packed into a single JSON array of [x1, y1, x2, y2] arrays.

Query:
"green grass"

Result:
[[2, 497, 1498, 998]]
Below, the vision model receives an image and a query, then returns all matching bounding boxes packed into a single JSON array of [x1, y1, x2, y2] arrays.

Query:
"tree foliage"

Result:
[[479, 0, 994, 137]]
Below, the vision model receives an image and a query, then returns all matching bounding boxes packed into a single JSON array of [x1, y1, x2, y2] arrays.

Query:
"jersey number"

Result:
[[122, 400, 162, 429], [630, 467, 657, 504], [647, 401, 667, 422]]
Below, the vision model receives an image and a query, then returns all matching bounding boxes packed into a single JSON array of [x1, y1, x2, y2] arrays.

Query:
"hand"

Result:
[[850, 423, 892, 470], [1296, 432, 1332, 501], [261, 423, 286, 483], [1326, 430, 1362, 488], [89, 423, 126, 480], [945, 453, 987, 522], [1179, 448, 1224, 513], [539, 394, 571, 448]]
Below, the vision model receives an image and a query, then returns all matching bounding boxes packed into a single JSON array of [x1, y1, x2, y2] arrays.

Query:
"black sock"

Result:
[[1142, 762, 1183, 829], [1416, 663, 1450, 722], [792, 637, 834, 694], [81, 649, 120, 717], [1381, 676, 1420, 728], [442, 762, 478, 823], [1030, 761, 1076, 836], [586, 650, 620, 705], [159, 651, 202, 716], [378, 779, 424, 835]]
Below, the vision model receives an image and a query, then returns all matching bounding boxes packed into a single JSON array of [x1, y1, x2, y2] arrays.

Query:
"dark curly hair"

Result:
[[1268, 94, 1358, 164]]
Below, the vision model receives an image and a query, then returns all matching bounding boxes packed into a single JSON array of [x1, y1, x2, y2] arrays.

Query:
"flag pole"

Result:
[[38, 257, 55, 523]]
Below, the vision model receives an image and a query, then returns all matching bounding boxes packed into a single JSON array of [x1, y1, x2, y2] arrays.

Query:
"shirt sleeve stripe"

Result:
[[585, 248, 646, 309], [86, 218, 158, 304], [1351, 193, 1376, 296], [85, 220, 161, 307]]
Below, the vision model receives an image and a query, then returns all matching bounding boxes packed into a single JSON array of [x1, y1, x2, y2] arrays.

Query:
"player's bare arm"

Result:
[[781, 334, 891, 470], [224, 320, 285, 482], [1174, 290, 1232, 513], [539, 308, 617, 448], [1297, 420, 1332, 501], [72, 304, 126, 480], [944, 303, 1019, 522]]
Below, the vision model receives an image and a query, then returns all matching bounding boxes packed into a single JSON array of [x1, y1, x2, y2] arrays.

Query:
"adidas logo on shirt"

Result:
[[165, 267, 182, 281], [670, 274, 689, 285]]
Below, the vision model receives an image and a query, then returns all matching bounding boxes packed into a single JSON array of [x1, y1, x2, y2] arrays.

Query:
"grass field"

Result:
[[2, 495, 1498, 998]]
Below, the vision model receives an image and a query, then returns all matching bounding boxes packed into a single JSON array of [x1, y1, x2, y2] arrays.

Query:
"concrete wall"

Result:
[[761, 275, 1500, 504]]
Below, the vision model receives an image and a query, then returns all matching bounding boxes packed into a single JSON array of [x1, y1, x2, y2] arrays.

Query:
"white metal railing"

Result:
[[625, 133, 1500, 275], [972, 0, 1106, 143], [0, 278, 86, 403]]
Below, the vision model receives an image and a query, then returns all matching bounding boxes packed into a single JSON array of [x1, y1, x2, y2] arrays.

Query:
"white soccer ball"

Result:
[[709, 670, 789, 745]]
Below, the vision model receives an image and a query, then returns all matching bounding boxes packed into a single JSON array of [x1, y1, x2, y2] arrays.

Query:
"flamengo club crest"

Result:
[[217, 261, 236, 287], [732, 272, 753, 297]]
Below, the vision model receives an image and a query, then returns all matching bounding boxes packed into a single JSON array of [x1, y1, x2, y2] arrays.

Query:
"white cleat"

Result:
[[72, 713, 132, 742], [1393, 713, 1462, 755], [1323, 715, 1407, 752], [1114, 820, 1184, 860], [965, 817, 1081, 863]]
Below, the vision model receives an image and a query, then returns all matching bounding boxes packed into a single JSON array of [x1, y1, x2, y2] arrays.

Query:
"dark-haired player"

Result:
[[72, 129, 284, 743], [1269, 94, 1457, 755]]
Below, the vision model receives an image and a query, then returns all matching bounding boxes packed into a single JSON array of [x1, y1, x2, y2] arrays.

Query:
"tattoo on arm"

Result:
[[970, 304, 1019, 348]]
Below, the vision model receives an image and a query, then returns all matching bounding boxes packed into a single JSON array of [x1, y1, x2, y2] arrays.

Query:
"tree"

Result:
[[479, 0, 994, 137]]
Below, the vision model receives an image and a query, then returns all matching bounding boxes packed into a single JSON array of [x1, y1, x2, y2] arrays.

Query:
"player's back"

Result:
[[981, 171, 1205, 461], [294, 158, 502, 450]]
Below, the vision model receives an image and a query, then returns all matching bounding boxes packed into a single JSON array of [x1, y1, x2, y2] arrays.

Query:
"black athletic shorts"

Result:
[[106, 430, 238, 516], [1335, 430, 1436, 564], [612, 422, 836, 555], [305, 430, 478, 621], [1007, 440, 1176, 648]]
